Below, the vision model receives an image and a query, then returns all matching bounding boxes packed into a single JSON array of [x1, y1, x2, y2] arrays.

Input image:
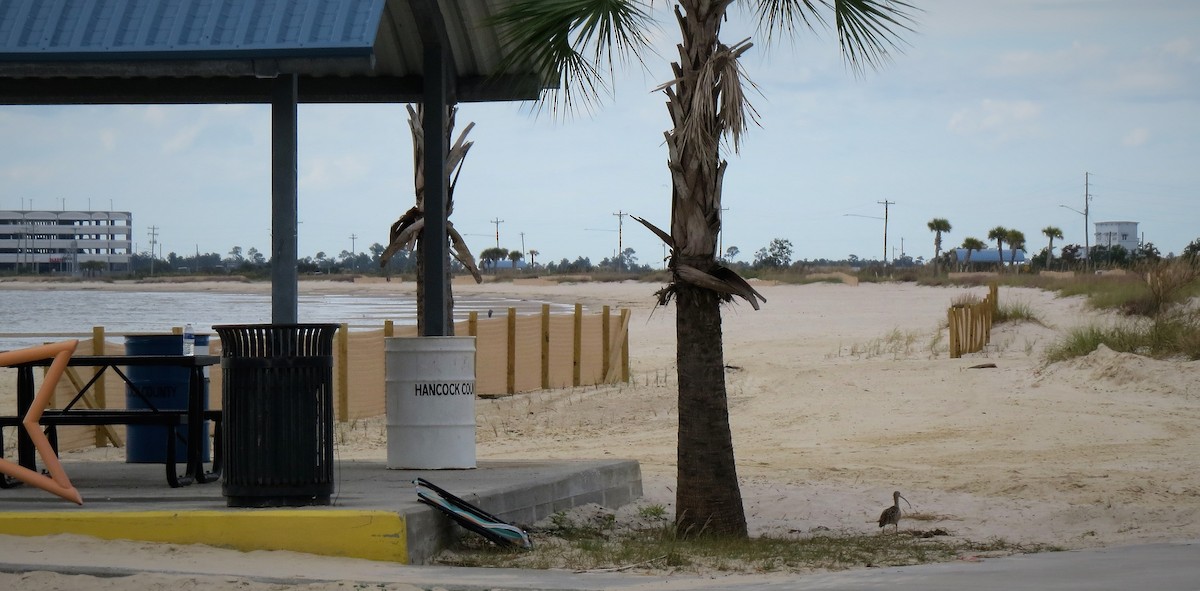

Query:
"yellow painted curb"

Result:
[[0, 510, 407, 563]]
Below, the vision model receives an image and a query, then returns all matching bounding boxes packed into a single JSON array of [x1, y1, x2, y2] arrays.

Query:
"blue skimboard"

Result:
[[414, 478, 533, 549]]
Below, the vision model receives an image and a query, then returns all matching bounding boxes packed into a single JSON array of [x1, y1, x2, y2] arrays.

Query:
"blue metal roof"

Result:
[[0, 0, 546, 103], [0, 0, 380, 62]]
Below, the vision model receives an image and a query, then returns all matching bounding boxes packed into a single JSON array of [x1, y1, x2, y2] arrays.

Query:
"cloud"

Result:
[[948, 99, 1043, 139], [1160, 38, 1195, 62], [988, 42, 1107, 78], [1123, 127, 1151, 147]]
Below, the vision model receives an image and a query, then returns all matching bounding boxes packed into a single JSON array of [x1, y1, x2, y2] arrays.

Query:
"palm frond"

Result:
[[630, 214, 674, 248], [745, 0, 917, 73], [491, 0, 656, 117], [832, 0, 918, 73]]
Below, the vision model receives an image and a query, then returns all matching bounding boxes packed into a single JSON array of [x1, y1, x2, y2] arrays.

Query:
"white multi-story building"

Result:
[[0, 210, 132, 273], [1093, 221, 1139, 254]]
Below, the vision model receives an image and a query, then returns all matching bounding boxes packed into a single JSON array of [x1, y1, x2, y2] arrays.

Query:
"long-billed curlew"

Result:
[[878, 490, 912, 533]]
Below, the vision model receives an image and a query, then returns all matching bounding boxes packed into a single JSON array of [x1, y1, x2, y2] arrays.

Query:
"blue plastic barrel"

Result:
[[124, 334, 210, 463]]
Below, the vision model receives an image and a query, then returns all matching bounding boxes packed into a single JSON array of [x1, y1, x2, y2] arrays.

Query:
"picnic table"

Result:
[[1, 355, 222, 488]]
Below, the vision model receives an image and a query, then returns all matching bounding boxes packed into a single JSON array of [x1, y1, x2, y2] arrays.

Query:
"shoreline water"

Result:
[[0, 277, 583, 349]]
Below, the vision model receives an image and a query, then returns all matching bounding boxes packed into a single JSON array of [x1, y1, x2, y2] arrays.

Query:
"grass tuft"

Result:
[[994, 299, 1046, 326]]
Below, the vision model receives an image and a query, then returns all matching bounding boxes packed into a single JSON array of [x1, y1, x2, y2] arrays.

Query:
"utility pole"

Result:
[[519, 232, 526, 261], [878, 200, 895, 264], [1084, 172, 1092, 267], [147, 225, 159, 276], [349, 233, 358, 254], [613, 210, 627, 271], [490, 218, 504, 249]]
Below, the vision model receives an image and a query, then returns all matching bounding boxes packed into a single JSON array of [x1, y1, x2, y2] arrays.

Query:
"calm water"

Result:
[[0, 288, 570, 350]]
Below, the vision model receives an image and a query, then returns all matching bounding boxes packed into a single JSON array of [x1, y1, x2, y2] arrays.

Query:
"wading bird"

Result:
[[878, 491, 912, 533]]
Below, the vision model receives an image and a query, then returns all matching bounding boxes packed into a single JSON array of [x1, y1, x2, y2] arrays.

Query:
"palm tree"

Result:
[[1042, 226, 1063, 269], [496, 0, 915, 537], [927, 218, 951, 273], [987, 226, 1008, 270], [1006, 228, 1026, 270], [961, 237, 986, 271]]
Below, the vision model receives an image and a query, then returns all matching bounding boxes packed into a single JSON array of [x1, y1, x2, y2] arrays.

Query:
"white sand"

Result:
[[3, 278, 1199, 588]]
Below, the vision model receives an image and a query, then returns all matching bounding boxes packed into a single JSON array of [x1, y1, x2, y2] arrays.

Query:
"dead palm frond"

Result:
[[381, 105, 482, 283], [631, 214, 765, 310]]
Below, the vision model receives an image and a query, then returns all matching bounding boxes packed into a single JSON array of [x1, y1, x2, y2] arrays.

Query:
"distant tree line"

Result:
[[19, 234, 1200, 279]]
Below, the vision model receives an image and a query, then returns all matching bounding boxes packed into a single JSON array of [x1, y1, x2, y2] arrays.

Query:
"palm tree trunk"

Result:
[[674, 256, 746, 536], [668, 2, 747, 538]]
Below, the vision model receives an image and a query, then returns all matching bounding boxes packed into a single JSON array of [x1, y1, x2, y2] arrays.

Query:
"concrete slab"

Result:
[[0, 458, 643, 564]]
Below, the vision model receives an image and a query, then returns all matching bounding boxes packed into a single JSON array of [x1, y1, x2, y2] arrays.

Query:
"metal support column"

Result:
[[271, 74, 299, 324], [421, 45, 450, 336]]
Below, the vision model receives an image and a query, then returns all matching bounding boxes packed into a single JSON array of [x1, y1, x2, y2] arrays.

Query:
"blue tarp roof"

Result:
[[952, 248, 1026, 263]]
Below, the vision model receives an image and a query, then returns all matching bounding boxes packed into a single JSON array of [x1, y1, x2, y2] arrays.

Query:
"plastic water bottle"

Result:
[[183, 323, 195, 356]]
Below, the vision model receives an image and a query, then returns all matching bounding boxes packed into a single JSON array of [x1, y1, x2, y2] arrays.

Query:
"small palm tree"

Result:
[[1042, 226, 1063, 269], [508, 250, 524, 270], [927, 218, 951, 273], [1006, 229, 1026, 269], [381, 105, 482, 335], [987, 226, 1009, 270], [961, 237, 986, 271], [495, 0, 916, 538]]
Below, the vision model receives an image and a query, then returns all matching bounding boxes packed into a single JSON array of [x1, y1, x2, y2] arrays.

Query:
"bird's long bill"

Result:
[[899, 494, 912, 509]]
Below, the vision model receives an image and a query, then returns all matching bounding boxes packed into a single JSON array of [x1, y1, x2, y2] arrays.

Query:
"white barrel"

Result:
[[385, 336, 477, 469]]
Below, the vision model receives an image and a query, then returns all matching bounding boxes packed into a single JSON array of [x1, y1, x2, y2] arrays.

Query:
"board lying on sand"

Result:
[[414, 477, 533, 549]]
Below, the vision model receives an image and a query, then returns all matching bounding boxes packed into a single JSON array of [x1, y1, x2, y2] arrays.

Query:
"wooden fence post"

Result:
[[468, 311, 478, 337], [620, 309, 631, 382], [337, 323, 349, 421], [92, 326, 108, 445], [541, 304, 550, 390], [948, 307, 960, 358], [573, 303, 582, 387], [507, 307, 517, 395], [601, 305, 611, 381]]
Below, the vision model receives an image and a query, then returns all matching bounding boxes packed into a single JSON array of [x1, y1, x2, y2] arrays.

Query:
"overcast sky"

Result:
[[1, 0, 1196, 267]]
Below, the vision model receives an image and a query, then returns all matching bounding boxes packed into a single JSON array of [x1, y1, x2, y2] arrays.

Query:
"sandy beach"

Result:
[[2, 277, 1199, 588]]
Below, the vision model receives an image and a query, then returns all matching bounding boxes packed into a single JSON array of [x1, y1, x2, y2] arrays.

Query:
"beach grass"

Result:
[[435, 514, 1058, 574]]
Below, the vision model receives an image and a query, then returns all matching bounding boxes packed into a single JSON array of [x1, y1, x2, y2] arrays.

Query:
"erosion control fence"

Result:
[[9, 304, 630, 454], [948, 283, 998, 358]]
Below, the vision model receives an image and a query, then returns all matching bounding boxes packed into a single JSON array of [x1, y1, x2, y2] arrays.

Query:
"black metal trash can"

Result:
[[214, 323, 339, 508]]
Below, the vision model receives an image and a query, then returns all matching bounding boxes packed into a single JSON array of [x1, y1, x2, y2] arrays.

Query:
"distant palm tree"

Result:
[[927, 218, 951, 273], [495, 0, 916, 538], [1042, 226, 1063, 269], [1006, 229, 1026, 269], [528, 249, 540, 268], [987, 226, 1009, 270], [961, 237, 987, 271]]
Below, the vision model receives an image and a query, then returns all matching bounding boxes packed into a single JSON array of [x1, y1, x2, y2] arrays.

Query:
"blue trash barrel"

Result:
[[124, 334, 210, 463]]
